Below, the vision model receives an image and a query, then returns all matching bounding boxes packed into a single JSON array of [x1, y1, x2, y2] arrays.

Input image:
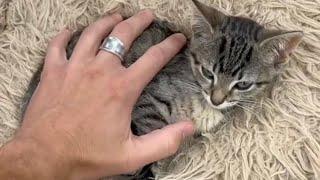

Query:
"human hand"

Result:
[[0, 10, 194, 180]]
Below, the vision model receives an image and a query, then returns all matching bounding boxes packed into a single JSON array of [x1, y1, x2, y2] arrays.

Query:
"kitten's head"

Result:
[[190, 0, 303, 110]]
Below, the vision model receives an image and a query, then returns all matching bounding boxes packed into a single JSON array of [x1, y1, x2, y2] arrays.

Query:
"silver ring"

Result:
[[99, 36, 125, 61]]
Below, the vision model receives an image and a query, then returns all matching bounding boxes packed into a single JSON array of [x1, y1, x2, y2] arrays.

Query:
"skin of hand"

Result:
[[0, 10, 195, 180]]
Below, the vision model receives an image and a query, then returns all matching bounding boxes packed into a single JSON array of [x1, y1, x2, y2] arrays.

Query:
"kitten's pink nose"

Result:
[[210, 89, 227, 106]]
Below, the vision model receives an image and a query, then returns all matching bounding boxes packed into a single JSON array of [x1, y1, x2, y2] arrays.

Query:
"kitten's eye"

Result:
[[201, 66, 214, 80], [234, 81, 254, 91]]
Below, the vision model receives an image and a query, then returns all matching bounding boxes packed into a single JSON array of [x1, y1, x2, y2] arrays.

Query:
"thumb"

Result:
[[128, 121, 194, 170]]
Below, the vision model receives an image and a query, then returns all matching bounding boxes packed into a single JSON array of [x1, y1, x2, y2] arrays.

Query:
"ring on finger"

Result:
[[99, 36, 125, 61]]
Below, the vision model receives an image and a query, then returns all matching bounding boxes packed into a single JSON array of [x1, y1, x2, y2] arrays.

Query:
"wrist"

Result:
[[0, 137, 73, 180]]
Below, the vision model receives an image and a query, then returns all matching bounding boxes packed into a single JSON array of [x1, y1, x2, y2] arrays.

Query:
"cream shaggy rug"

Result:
[[0, 0, 320, 179]]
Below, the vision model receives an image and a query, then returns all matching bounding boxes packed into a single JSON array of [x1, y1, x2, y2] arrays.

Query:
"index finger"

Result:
[[125, 33, 187, 93]]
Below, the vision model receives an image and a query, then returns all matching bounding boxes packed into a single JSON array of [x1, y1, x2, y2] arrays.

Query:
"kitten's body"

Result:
[[121, 0, 302, 177]]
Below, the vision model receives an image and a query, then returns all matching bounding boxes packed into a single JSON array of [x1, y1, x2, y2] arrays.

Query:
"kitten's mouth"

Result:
[[202, 91, 238, 110], [210, 101, 237, 110]]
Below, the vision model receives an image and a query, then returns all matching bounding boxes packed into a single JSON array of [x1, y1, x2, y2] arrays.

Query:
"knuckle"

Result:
[[113, 21, 133, 36]]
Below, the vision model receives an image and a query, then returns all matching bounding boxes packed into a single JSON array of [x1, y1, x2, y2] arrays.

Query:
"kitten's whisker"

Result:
[[235, 104, 259, 117], [238, 99, 256, 103], [176, 80, 201, 92], [238, 100, 258, 107], [238, 103, 257, 110]]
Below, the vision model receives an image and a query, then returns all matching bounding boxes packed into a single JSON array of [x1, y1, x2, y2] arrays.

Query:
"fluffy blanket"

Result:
[[0, 0, 319, 179]]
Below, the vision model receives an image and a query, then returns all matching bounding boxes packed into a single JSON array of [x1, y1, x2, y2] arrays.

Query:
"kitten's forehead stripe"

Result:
[[219, 37, 227, 54], [231, 61, 245, 77], [215, 17, 263, 77], [245, 47, 253, 62]]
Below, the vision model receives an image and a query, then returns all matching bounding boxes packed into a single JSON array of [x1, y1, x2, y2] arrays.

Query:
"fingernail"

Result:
[[182, 122, 195, 138], [139, 9, 155, 18], [174, 33, 187, 43], [64, 28, 72, 32], [61, 28, 72, 34], [112, 13, 123, 21]]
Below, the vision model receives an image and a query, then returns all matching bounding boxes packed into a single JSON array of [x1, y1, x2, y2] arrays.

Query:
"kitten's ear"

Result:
[[259, 30, 303, 66], [192, 0, 226, 28]]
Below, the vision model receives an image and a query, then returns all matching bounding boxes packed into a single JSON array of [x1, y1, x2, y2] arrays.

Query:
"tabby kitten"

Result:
[[126, 0, 303, 135], [23, 0, 303, 179]]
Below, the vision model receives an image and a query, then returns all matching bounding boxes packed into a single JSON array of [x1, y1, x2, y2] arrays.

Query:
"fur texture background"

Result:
[[0, 0, 319, 179]]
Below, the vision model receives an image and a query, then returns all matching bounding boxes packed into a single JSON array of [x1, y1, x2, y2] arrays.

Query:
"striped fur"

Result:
[[125, 8, 303, 140]]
